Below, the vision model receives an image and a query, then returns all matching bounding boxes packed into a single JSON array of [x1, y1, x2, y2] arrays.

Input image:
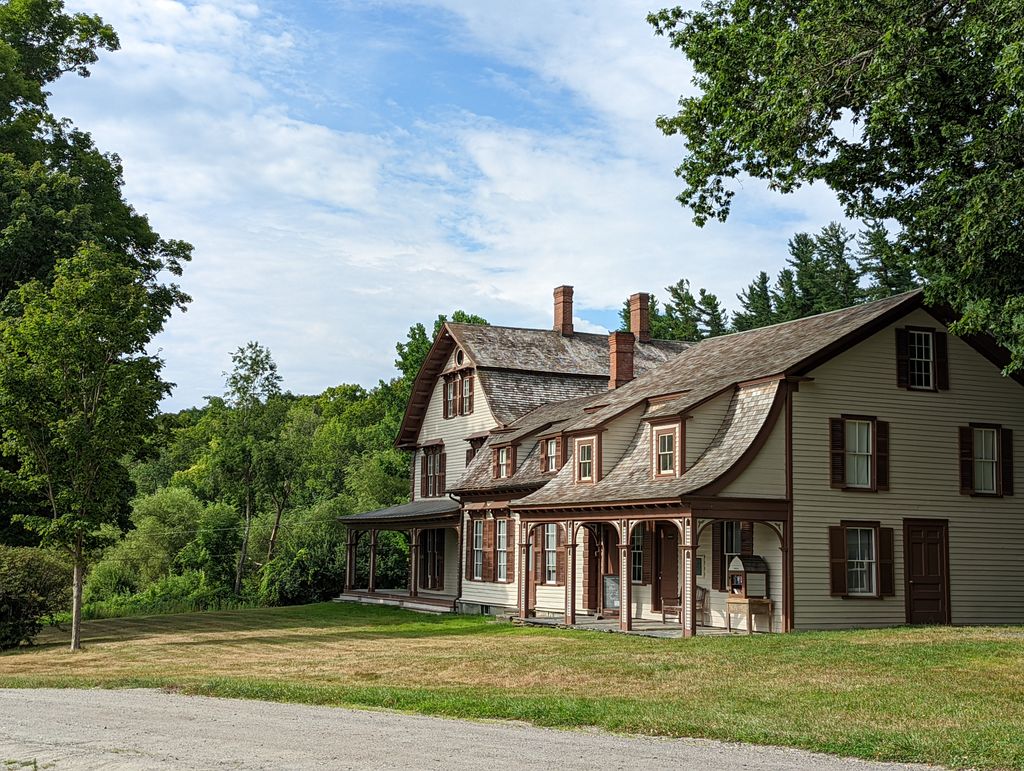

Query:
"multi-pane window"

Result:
[[908, 330, 934, 390], [461, 376, 473, 415], [846, 527, 877, 596], [724, 521, 742, 592], [845, 420, 873, 488], [445, 380, 458, 418], [974, 427, 998, 494], [472, 520, 483, 580], [496, 519, 508, 581], [545, 439, 558, 472], [497, 447, 510, 478], [631, 528, 643, 583], [423, 448, 444, 497], [544, 524, 557, 584], [577, 442, 593, 481], [657, 431, 675, 475]]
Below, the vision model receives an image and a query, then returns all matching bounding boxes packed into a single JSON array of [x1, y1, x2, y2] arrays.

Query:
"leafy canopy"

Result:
[[650, 0, 1024, 371]]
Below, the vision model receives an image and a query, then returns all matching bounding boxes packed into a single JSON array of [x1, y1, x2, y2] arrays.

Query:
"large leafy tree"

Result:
[[0, 246, 186, 650], [649, 0, 1024, 371]]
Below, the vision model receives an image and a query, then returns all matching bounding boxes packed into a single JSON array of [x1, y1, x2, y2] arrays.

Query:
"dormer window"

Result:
[[576, 440, 594, 483], [545, 439, 558, 472], [493, 446, 514, 479], [651, 424, 681, 478]]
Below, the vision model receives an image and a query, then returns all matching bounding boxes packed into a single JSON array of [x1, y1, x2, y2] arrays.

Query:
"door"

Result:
[[903, 519, 950, 625], [658, 525, 679, 606]]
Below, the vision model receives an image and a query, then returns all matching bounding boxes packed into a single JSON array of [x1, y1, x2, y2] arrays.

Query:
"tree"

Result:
[[649, 1, 1024, 372], [0, 246, 186, 650], [695, 288, 729, 337], [858, 221, 918, 301], [394, 311, 488, 399], [662, 279, 701, 341], [732, 271, 775, 331], [211, 342, 281, 594]]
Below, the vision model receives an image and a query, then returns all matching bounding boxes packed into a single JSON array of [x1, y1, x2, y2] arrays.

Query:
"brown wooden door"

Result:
[[903, 520, 950, 625], [658, 525, 679, 605]]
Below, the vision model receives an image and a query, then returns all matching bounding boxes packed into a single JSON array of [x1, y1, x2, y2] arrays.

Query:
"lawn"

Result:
[[1, 604, 1022, 769]]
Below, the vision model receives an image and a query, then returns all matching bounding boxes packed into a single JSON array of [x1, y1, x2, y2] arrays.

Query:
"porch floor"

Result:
[[519, 615, 735, 638], [335, 589, 457, 614]]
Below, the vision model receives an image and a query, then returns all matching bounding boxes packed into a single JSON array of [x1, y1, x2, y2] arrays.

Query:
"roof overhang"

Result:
[[340, 498, 461, 529]]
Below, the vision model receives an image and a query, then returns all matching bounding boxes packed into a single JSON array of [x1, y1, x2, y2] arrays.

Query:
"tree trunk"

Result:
[[70, 540, 84, 652], [267, 501, 284, 561], [234, 493, 252, 595]]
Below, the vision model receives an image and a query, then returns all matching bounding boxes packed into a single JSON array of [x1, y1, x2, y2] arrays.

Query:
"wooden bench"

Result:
[[661, 587, 709, 626]]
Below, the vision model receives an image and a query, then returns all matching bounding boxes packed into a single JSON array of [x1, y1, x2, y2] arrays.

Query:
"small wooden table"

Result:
[[726, 597, 773, 634]]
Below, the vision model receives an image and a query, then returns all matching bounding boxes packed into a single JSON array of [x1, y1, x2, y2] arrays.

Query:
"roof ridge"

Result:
[[446, 321, 691, 346]]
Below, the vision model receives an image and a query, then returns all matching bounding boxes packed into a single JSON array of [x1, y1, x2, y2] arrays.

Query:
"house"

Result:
[[340, 286, 1023, 633]]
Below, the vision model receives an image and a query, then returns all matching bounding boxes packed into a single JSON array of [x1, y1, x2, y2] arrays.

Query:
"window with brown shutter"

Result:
[[641, 521, 653, 585], [740, 521, 754, 556], [464, 519, 475, 581], [420, 452, 428, 498], [828, 522, 895, 598], [896, 327, 949, 391], [829, 416, 889, 492], [483, 518, 495, 582], [895, 328, 909, 389], [555, 525, 566, 586], [961, 424, 1014, 496], [420, 446, 444, 497], [438, 452, 446, 495], [461, 375, 474, 415], [419, 529, 445, 591], [711, 521, 724, 591], [506, 524, 516, 583]]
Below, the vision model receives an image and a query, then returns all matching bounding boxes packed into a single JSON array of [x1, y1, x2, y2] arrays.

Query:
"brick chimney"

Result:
[[608, 331, 635, 389], [629, 292, 650, 343], [553, 285, 574, 336]]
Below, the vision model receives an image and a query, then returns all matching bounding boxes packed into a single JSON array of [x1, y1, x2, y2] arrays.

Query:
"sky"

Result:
[[50, 0, 848, 410]]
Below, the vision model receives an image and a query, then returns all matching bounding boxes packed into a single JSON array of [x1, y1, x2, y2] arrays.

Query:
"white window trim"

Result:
[[545, 438, 558, 472], [973, 427, 999, 494], [630, 528, 643, 584], [907, 329, 935, 391], [496, 519, 508, 582], [472, 519, 483, 581], [497, 447, 510, 479], [461, 376, 472, 415], [845, 526, 878, 597], [544, 524, 557, 584], [652, 424, 680, 478], [575, 437, 596, 483], [845, 419, 873, 489]]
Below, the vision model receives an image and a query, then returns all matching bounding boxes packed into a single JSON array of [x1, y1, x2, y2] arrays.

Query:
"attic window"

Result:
[[576, 440, 595, 483], [455, 349, 465, 366], [493, 446, 515, 479]]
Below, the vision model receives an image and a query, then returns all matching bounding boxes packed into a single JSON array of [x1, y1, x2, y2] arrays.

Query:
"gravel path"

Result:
[[0, 688, 938, 770]]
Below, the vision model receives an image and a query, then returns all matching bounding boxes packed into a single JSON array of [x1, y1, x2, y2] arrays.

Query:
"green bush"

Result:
[[0, 546, 71, 649], [257, 500, 348, 606], [82, 569, 242, 620]]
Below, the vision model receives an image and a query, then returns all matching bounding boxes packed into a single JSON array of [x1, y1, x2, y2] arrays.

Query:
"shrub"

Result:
[[0, 546, 71, 649], [82, 569, 240, 620]]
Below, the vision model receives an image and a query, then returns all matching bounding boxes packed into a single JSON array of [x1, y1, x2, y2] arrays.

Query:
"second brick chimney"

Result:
[[554, 285, 574, 336], [629, 292, 651, 343], [608, 331, 635, 389]]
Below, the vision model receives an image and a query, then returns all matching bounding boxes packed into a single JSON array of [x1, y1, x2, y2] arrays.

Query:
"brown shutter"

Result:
[[467, 375, 474, 414], [539, 440, 548, 472], [506, 522, 516, 583], [510, 445, 518, 475], [935, 332, 949, 390], [740, 521, 754, 556], [466, 448, 474, 466], [492, 449, 499, 479], [483, 519, 495, 582], [875, 420, 890, 491], [533, 527, 544, 583], [442, 379, 449, 419], [895, 328, 909, 389], [555, 525, 566, 586], [439, 452, 446, 494], [555, 438, 564, 470], [879, 527, 895, 596], [409, 458, 416, 501], [830, 418, 846, 488], [582, 529, 593, 608], [420, 452, 428, 498], [828, 525, 848, 596], [465, 519, 474, 581], [435, 530, 445, 591], [1001, 428, 1014, 496], [711, 521, 724, 591], [959, 426, 974, 494], [641, 521, 653, 584]]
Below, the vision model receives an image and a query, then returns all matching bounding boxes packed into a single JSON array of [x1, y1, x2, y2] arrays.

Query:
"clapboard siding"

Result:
[[686, 390, 733, 469], [696, 522, 783, 632], [413, 365, 498, 496], [792, 308, 1024, 629], [601, 405, 645, 476], [418, 527, 460, 599], [719, 415, 787, 498], [459, 511, 520, 610]]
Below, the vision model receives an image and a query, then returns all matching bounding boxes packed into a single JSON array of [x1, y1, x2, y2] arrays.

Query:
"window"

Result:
[[974, 427, 998, 494], [419, 529, 444, 590], [461, 375, 474, 415], [724, 521, 741, 592], [420, 447, 445, 498], [545, 438, 558, 472], [845, 527, 877, 596], [496, 519, 508, 582], [472, 520, 483, 581], [908, 330, 934, 390], [445, 380, 458, 418], [631, 528, 643, 583], [496, 447, 511, 478], [695, 556, 704, 577], [544, 524, 557, 584], [466, 436, 486, 465], [656, 430, 675, 476], [577, 442, 594, 482], [960, 424, 1014, 496], [845, 420, 873, 488]]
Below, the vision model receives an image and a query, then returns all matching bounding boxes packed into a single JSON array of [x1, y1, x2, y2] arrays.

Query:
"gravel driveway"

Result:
[[0, 689, 937, 770]]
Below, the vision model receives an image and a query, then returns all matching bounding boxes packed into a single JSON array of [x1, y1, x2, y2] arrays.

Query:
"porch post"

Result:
[[564, 521, 576, 626], [344, 531, 357, 593], [682, 517, 695, 638], [518, 521, 531, 619], [409, 528, 419, 598], [368, 529, 378, 593], [618, 520, 632, 632]]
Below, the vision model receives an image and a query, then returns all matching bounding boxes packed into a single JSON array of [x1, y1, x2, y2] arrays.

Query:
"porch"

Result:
[[334, 588, 457, 614], [518, 615, 732, 638]]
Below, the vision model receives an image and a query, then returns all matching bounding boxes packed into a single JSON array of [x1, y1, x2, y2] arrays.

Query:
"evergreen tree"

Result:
[[732, 271, 775, 331], [771, 268, 803, 323], [812, 223, 863, 312], [857, 221, 918, 300], [662, 279, 701, 341], [695, 288, 728, 337]]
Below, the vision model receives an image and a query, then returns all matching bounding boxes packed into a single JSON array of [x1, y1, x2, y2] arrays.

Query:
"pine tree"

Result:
[[662, 279, 701, 340], [857, 221, 918, 300], [732, 271, 775, 331], [812, 223, 863, 312], [696, 288, 729, 337]]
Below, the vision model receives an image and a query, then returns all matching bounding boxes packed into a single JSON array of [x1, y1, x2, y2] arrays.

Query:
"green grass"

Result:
[[2, 603, 1022, 769]]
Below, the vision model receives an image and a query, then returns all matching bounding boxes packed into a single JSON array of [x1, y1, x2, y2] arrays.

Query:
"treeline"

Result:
[[620, 221, 918, 340]]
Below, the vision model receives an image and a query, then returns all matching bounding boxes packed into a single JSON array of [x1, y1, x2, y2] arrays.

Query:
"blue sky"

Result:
[[50, 0, 847, 409]]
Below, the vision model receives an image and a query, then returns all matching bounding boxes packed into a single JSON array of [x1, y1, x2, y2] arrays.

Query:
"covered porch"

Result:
[[337, 498, 462, 613]]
